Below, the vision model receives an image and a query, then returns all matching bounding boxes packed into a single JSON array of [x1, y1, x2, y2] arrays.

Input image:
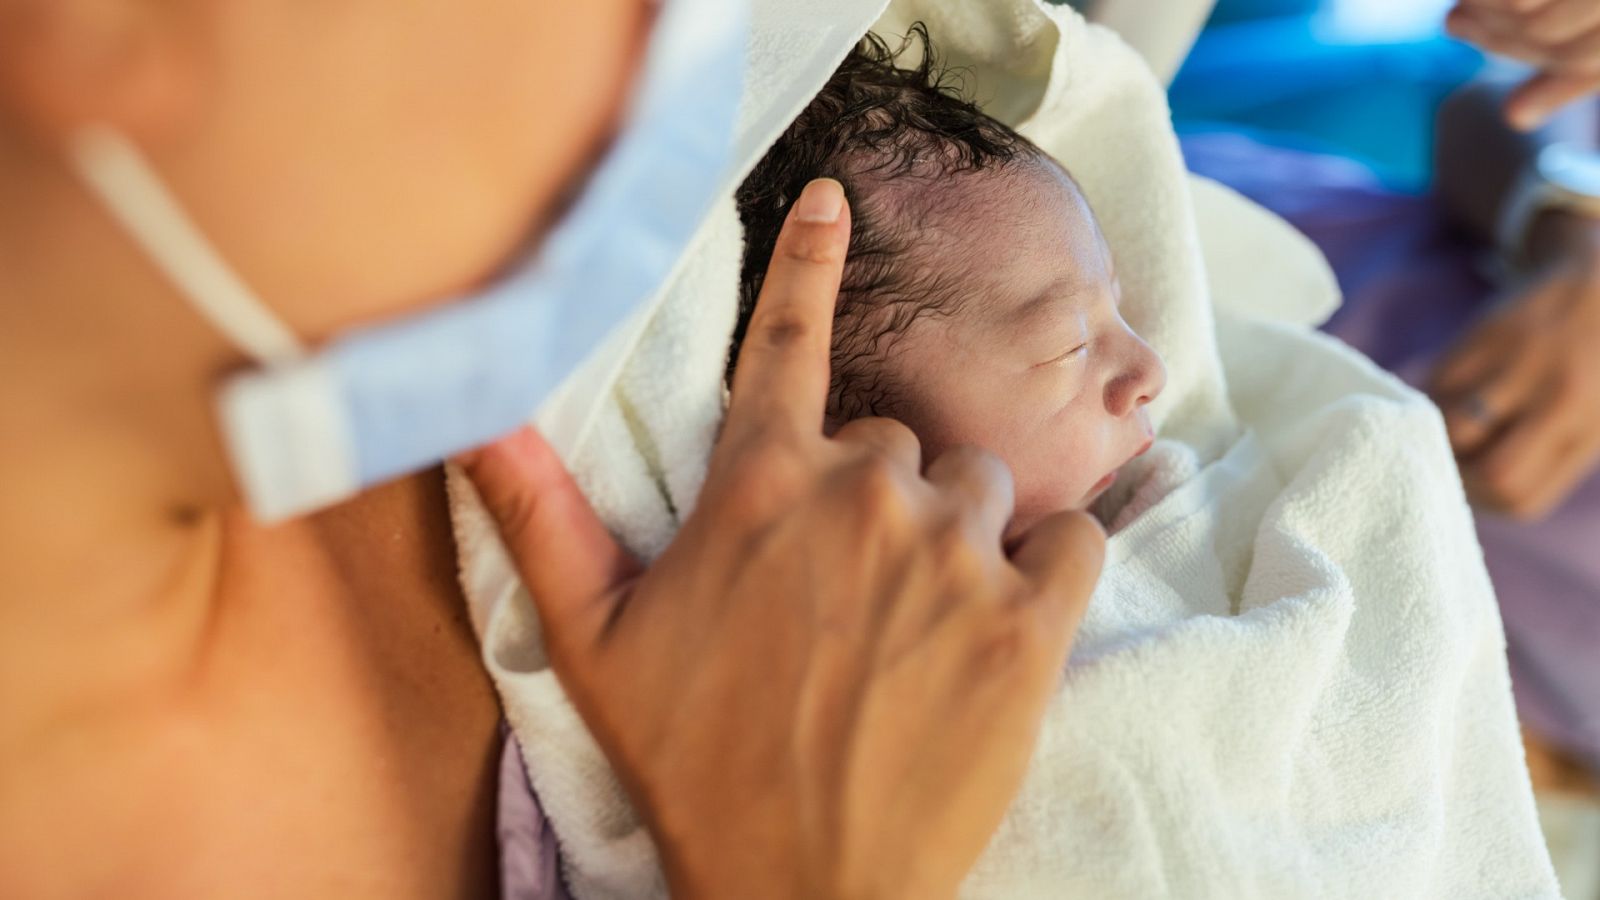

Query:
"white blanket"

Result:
[[448, 2, 1559, 897]]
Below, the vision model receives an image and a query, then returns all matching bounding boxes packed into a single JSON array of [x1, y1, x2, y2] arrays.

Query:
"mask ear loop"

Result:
[[67, 126, 306, 366]]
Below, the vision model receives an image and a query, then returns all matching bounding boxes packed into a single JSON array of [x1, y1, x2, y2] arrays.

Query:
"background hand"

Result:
[[1432, 212, 1600, 519], [1447, 0, 1600, 129], [460, 179, 1106, 900]]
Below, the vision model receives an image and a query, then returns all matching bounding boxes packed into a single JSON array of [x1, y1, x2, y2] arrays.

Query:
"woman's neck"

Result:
[[0, 174, 236, 748], [0, 133, 500, 899], [0, 150, 484, 757]]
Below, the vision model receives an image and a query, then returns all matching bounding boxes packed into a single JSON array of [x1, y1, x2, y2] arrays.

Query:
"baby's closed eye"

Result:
[[1038, 343, 1089, 368]]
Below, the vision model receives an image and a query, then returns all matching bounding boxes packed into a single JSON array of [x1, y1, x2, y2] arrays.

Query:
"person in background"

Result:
[[1079, 0, 1600, 130]]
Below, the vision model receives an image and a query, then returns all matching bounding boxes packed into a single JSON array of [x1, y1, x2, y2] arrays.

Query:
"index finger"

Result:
[[1508, 70, 1600, 131], [726, 178, 852, 441], [1452, 0, 1557, 15]]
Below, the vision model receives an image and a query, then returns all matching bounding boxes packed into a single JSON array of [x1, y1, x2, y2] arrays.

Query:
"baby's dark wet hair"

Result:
[[732, 25, 1043, 420]]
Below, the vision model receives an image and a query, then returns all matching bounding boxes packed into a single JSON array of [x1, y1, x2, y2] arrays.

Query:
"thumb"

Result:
[[454, 426, 641, 657], [1009, 510, 1105, 649]]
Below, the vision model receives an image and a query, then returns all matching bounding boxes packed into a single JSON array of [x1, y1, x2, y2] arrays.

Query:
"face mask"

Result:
[[67, 0, 748, 522]]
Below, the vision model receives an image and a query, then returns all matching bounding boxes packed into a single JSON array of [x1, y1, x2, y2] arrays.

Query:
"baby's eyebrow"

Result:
[[1011, 277, 1088, 323]]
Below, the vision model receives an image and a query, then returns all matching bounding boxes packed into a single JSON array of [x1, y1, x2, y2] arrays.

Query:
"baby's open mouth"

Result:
[[1091, 468, 1118, 494], [1086, 467, 1120, 504], [1087, 438, 1154, 504]]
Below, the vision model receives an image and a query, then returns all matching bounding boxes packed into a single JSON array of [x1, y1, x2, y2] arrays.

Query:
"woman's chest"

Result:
[[2, 482, 506, 898], [3, 588, 503, 899]]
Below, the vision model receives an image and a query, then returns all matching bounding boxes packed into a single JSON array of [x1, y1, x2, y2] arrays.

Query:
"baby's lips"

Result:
[[1086, 466, 1120, 503]]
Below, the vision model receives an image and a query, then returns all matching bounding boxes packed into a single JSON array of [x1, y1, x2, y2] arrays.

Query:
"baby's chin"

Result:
[[1006, 446, 1142, 536], [1003, 478, 1113, 540]]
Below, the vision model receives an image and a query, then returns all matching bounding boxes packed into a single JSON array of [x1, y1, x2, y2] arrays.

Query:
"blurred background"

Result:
[[1169, 0, 1474, 189]]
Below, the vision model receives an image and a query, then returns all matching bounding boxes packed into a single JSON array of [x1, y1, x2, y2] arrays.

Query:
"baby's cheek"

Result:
[[896, 369, 1099, 513], [1013, 417, 1111, 512]]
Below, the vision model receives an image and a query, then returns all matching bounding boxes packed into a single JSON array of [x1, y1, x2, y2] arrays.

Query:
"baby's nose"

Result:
[[1106, 332, 1166, 418]]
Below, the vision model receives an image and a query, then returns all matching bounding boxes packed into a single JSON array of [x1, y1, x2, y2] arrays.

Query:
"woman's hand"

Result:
[[1432, 212, 1600, 520], [1447, 0, 1600, 129], [459, 179, 1106, 900]]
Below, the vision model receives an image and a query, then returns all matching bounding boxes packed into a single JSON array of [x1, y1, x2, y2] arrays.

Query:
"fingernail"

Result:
[[794, 178, 845, 223]]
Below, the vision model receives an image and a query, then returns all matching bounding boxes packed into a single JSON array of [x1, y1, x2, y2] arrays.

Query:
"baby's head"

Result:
[[734, 30, 1165, 532]]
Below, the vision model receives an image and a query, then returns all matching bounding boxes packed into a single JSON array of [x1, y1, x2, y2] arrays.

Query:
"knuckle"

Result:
[[930, 445, 1016, 503], [750, 312, 823, 356], [838, 425, 902, 470], [966, 613, 1046, 681], [840, 416, 919, 454], [853, 451, 908, 499], [458, 455, 539, 543], [719, 479, 780, 526], [780, 224, 847, 266], [1023, 506, 1101, 549], [930, 519, 986, 578], [843, 453, 915, 526], [717, 438, 809, 522], [487, 485, 539, 550]]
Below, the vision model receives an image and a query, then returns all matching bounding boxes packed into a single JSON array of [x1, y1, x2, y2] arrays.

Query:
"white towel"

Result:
[[448, 2, 1559, 897]]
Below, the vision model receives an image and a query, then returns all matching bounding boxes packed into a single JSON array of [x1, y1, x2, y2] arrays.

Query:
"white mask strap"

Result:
[[67, 127, 305, 365]]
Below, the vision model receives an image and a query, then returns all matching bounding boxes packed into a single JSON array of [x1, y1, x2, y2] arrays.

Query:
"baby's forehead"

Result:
[[875, 156, 1113, 318]]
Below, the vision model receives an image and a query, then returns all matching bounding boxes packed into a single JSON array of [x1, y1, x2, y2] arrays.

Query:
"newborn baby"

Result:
[[733, 32, 1166, 533]]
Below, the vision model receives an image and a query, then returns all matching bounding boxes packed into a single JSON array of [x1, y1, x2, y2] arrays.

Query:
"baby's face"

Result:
[[866, 158, 1165, 534]]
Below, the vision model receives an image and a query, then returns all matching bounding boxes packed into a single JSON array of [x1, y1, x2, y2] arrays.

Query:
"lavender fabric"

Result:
[[498, 729, 569, 900], [1185, 131, 1600, 773]]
